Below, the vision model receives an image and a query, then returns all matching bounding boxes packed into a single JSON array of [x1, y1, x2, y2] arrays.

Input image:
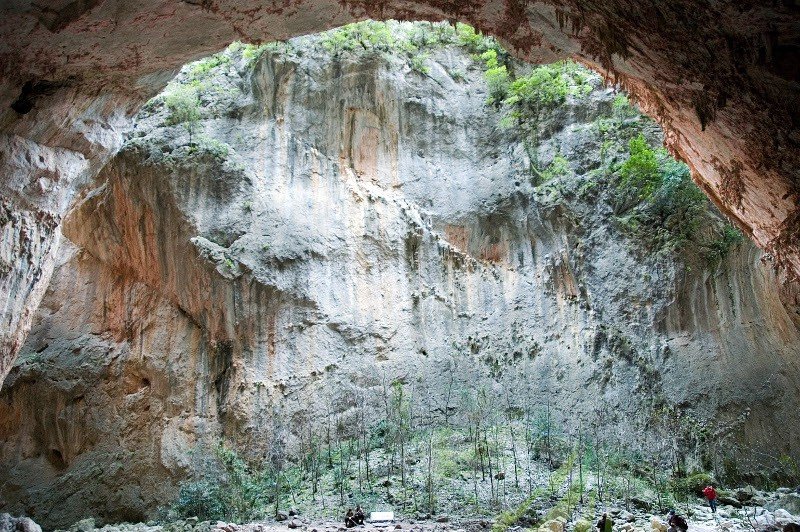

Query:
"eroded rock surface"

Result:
[[1, 0, 799, 387], [1, 36, 798, 527]]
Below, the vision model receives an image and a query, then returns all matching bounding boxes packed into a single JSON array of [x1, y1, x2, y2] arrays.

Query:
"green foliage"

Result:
[[455, 23, 496, 54], [448, 68, 466, 82], [610, 133, 733, 255], [174, 480, 228, 521], [165, 86, 201, 126], [703, 224, 743, 267], [410, 52, 431, 75], [215, 444, 271, 521], [504, 64, 568, 118], [241, 43, 270, 65], [199, 136, 231, 159], [619, 134, 660, 200], [612, 93, 639, 120], [312, 20, 503, 81], [173, 443, 273, 522], [668, 471, 715, 497], [320, 20, 401, 55], [188, 52, 231, 81], [164, 85, 201, 145], [482, 49, 511, 105], [500, 61, 591, 128], [541, 153, 571, 183], [492, 456, 575, 532]]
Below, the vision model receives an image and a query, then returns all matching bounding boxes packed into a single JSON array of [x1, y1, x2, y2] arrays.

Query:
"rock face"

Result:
[[1, 0, 799, 388], [0, 35, 798, 527]]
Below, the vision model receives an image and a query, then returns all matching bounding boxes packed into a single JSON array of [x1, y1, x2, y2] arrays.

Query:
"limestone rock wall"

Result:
[[0, 38, 798, 527], [2, 0, 800, 391]]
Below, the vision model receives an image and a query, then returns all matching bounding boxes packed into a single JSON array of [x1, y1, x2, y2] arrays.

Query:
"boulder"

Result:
[[718, 496, 743, 509], [539, 519, 564, 532], [14, 518, 41, 532], [770, 494, 800, 515], [632, 497, 653, 511], [650, 517, 667, 532], [736, 487, 756, 502], [73, 518, 97, 532], [0, 516, 42, 532]]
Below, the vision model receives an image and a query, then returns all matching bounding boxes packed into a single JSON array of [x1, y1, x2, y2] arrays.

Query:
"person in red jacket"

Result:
[[702, 485, 718, 513]]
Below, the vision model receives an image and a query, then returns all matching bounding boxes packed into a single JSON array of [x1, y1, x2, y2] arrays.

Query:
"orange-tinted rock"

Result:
[[1, 0, 799, 385]]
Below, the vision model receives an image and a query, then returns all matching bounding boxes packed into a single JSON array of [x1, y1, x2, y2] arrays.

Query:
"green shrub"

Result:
[[481, 49, 510, 105], [703, 224, 743, 267], [319, 20, 403, 56], [172, 443, 274, 523], [455, 22, 495, 54], [668, 471, 715, 497], [612, 93, 639, 119], [609, 131, 737, 256], [619, 134, 660, 200], [410, 52, 431, 74], [541, 153, 571, 183], [164, 85, 202, 145], [503, 63, 570, 123], [188, 52, 231, 81], [448, 68, 466, 82], [174, 480, 228, 521], [242, 43, 270, 65]]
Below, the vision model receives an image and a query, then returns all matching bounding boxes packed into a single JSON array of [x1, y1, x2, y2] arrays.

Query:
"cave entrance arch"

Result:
[[1, 4, 800, 524]]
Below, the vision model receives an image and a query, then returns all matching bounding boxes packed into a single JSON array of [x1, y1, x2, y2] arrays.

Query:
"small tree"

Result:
[[165, 85, 201, 147]]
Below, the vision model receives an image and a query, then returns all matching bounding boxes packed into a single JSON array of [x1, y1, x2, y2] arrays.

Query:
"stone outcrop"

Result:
[[0, 514, 41, 532], [1, 0, 799, 386], [1, 35, 798, 527]]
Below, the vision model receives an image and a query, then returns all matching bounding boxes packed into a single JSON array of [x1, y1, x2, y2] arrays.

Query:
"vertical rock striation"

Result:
[[1, 1, 799, 386], [0, 31, 798, 527]]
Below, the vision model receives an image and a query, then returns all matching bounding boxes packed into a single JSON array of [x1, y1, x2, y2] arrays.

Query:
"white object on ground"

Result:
[[370, 512, 395, 523]]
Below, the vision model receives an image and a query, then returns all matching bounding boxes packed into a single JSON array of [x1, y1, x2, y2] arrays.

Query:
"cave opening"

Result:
[[1, 9, 800, 531]]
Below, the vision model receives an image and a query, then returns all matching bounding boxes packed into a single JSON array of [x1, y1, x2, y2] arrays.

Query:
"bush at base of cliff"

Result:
[[171, 444, 274, 522], [173, 480, 229, 521]]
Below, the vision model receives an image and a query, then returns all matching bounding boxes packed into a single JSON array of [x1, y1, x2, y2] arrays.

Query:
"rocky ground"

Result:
[[3, 486, 796, 532]]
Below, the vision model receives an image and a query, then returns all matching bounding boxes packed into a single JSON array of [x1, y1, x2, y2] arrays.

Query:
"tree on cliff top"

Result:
[[165, 85, 201, 147]]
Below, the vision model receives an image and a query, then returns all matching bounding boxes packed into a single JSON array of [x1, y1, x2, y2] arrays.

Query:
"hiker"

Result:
[[354, 505, 365, 525], [345, 508, 356, 528], [702, 484, 718, 513], [597, 512, 613, 532], [667, 509, 688, 532]]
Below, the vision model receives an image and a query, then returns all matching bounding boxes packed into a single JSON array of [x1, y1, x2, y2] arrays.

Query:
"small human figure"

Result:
[[345, 508, 356, 528], [596, 512, 613, 532], [354, 505, 365, 525], [667, 509, 688, 532], [702, 484, 718, 514]]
